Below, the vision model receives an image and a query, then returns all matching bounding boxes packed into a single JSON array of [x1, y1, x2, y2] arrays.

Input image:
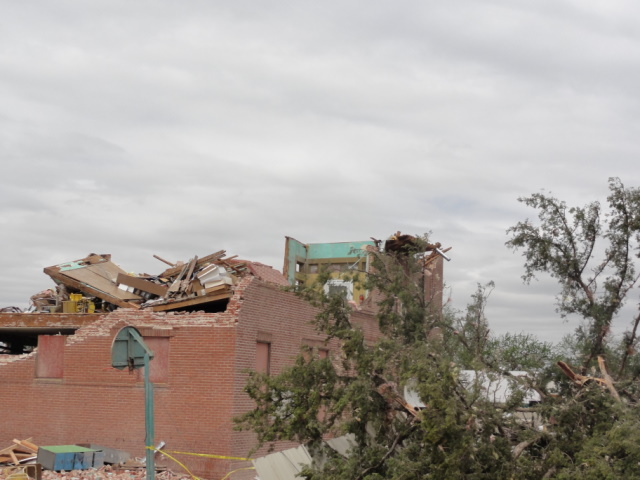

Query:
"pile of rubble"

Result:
[[0, 439, 38, 466], [0, 465, 193, 480], [30, 251, 248, 314], [0, 440, 193, 480]]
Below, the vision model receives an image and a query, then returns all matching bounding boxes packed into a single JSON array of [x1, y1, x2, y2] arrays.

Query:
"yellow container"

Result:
[[62, 300, 78, 313], [70, 293, 83, 302], [6, 473, 29, 480]]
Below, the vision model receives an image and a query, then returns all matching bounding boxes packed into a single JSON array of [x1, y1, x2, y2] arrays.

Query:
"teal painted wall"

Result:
[[284, 238, 375, 284], [285, 237, 307, 284], [306, 241, 374, 259]]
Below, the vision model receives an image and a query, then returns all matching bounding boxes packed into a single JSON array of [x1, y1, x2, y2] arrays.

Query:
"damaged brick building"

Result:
[[0, 235, 447, 479]]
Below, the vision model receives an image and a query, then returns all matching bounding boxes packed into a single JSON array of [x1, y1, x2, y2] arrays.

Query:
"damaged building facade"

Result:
[[0, 235, 446, 479]]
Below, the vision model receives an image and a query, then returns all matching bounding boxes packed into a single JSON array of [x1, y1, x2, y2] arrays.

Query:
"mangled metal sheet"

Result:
[[403, 371, 541, 409], [252, 436, 358, 480], [325, 434, 357, 458], [252, 445, 313, 480]]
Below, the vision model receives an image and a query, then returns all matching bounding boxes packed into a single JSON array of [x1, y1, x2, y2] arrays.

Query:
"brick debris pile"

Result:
[[0, 467, 192, 480], [43, 467, 191, 480]]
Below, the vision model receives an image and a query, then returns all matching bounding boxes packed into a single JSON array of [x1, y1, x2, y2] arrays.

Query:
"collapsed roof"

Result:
[[39, 251, 259, 313]]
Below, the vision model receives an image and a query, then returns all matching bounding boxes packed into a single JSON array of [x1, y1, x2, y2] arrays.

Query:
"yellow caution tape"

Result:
[[147, 447, 256, 480], [147, 448, 200, 480], [220, 466, 256, 480], [161, 450, 253, 462]]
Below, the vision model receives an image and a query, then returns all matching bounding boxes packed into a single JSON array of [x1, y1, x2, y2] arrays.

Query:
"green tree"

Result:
[[502, 179, 640, 477], [237, 224, 640, 479], [236, 236, 542, 479], [506, 177, 640, 376]]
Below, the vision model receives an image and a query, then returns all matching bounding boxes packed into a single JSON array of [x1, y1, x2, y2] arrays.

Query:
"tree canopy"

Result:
[[506, 177, 640, 376], [237, 190, 640, 478]]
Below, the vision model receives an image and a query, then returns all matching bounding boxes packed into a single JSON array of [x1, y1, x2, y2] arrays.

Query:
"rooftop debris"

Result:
[[2, 463, 191, 480], [35, 251, 249, 314], [370, 232, 452, 269], [0, 441, 190, 480], [0, 438, 38, 466]]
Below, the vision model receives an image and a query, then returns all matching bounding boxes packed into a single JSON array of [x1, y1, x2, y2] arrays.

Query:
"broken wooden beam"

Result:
[[153, 254, 175, 267], [117, 273, 169, 297], [150, 291, 233, 312], [44, 266, 141, 310]]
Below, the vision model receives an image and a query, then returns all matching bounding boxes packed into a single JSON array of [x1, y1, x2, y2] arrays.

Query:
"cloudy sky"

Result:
[[2, 0, 639, 342]]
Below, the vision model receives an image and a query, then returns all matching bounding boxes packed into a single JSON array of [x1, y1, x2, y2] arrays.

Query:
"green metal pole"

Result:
[[144, 352, 155, 480]]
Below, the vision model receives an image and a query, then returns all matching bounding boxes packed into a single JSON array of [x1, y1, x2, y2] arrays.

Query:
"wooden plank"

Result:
[[150, 292, 232, 312], [181, 256, 199, 293], [44, 268, 141, 310], [159, 250, 226, 278], [189, 278, 205, 296], [166, 262, 189, 295], [0, 445, 17, 455], [153, 254, 175, 267], [220, 260, 247, 275], [116, 273, 168, 297], [12, 439, 37, 453], [10, 447, 34, 455], [9, 450, 18, 465], [61, 265, 142, 301], [0, 439, 33, 456], [204, 284, 231, 295]]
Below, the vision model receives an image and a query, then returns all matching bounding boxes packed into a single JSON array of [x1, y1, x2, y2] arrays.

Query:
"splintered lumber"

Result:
[[150, 291, 233, 312], [160, 250, 226, 278], [0, 438, 38, 466], [219, 259, 248, 275], [204, 284, 232, 295], [116, 273, 168, 297], [44, 265, 141, 310], [0, 438, 36, 455], [12, 439, 38, 453], [180, 256, 199, 292], [166, 262, 189, 295], [153, 254, 175, 267]]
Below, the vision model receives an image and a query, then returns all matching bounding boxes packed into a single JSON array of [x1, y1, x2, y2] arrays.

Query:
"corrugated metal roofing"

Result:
[[252, 445, 313, 480]]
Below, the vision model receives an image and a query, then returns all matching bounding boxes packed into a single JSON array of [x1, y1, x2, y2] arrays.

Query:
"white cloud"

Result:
[[1, 1, 639, 342]]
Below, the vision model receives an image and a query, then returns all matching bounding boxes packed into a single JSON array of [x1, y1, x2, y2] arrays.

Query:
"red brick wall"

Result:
[[230, 279, 381, 478], [425, 256, 444, 318], [0, 309, 240, 479], [35, 335, 66, 378], [0, 276, 381, 480]]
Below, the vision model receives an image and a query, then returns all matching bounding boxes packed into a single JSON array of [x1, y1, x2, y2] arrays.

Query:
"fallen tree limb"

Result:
[[597, 356, 621, 402]]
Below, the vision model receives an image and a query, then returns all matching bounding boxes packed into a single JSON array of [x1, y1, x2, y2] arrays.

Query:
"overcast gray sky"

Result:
[[2, 1, 639, 343]]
